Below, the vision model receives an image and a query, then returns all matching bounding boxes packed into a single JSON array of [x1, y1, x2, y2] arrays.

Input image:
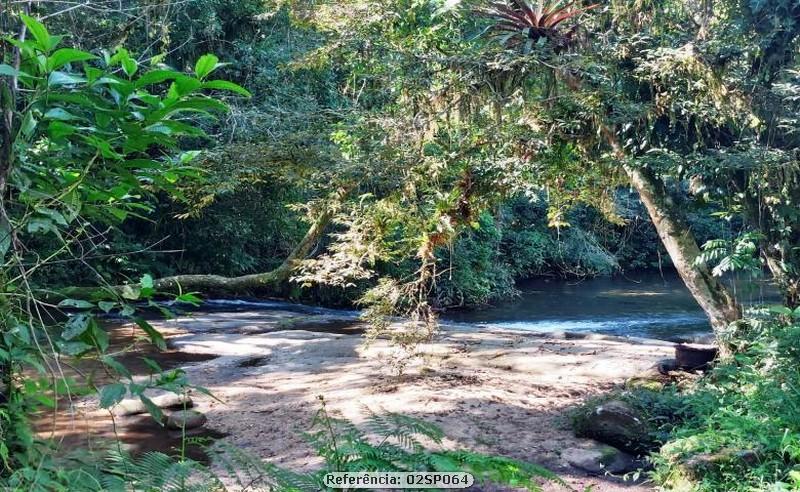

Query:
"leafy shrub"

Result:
[[648, 315, 800, 491]]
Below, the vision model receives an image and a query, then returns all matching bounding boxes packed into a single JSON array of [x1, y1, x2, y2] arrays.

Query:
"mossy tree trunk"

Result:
[[557, 75, 741, 338], [625, 166, 742, 332], [598, 126, 741, 338]]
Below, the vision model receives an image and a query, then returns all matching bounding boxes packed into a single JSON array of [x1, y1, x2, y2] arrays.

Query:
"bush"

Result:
[[647, 316, 800, 491]]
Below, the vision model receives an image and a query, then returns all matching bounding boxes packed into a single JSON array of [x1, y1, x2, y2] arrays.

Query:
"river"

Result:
[[443, 272, 773, 341], [197, 272, 773, 342]]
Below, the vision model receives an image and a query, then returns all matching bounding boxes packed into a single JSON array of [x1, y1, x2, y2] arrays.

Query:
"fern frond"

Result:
[[435, 450, 562, 492]]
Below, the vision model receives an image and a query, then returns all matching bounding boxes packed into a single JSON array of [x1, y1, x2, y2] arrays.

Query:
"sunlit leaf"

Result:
[[194, 54, 221, 79], [21, 14, 56, 52], [62, 314, 91, 340], [47, 48, 97, 71], [58, 298, 95, 309], [201, 79, 251, 97]]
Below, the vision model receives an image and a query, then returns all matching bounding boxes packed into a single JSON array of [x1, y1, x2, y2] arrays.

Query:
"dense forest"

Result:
[[3, 0, 800, 490]]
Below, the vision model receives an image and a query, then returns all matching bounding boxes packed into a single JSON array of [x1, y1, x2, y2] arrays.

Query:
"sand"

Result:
[[124, 307, 675, 491]]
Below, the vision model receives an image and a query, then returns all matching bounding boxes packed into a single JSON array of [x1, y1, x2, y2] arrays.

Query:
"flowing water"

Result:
[[192, 272, 775, 342], [443, 272, 774, 341]]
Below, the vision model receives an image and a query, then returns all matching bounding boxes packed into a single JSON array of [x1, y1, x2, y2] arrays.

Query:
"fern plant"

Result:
[[101, 450, 222, 492], [696, 231, 765, 278], [1, 398, 561, 491], [210, 396, 561, 491]]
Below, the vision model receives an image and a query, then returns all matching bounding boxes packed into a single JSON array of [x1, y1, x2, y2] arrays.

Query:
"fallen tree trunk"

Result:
[[57, 211, 331, 301]]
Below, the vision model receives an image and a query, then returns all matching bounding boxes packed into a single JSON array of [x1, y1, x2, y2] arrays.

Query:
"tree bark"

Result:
[[625, 165, 742, 331], [561, 66, 741, 337], [57, 211, 332, 301], [598, 126, 741, 335]]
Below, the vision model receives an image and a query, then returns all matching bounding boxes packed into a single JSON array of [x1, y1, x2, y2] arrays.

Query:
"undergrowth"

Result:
[[647, 314, 800, 491]]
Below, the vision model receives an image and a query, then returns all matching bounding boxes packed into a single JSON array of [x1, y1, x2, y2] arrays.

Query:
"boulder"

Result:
[[166, 409, 207, 430], [675, 344, 717, 370], [574, 400, 651, 453], [113, 393, 193, 416], [562, 441, 636, 475]]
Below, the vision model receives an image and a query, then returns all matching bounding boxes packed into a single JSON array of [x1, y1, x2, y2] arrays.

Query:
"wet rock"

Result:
[[113, 393, 193, 416], [574, 400, 651, 453], [562, 441, 636, 475], [166, 410, 207, 430]]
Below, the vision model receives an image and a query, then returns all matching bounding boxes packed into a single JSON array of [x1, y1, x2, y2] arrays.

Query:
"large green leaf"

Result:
[[139, 395, 164, 424], [58, 298, 95, 309], [99, 383, 127, 409], [147, 97, 228, 121], [0, 64, 20, 77], [201, 79, 252, 97], [134, 69, 183, 88], [48, 71, 86, 87], [62, 314, 91, 340], [0, 217, 10, 263], [194, 54, 221, 79], [135, 318, 166, 350], [20, 14, 57, 52], [43, 108, 81, 121], [90, 320, 110, 352], [47, 48, 97, 71]]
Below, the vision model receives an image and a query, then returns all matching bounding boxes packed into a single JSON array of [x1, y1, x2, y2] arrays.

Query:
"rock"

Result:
[[562, 441, 636, 475], [656, 358, 679, 375], [682, 449, 759, 478], [166, 409, 207, 430], [626, 366, 669, 391], [675, 343, 718, 370], [574, 400, 651, 453], [113, 393, 193, 416]]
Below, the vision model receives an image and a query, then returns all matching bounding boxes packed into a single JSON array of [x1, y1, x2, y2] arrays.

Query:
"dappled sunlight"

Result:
[[97, 307, 672, 490]]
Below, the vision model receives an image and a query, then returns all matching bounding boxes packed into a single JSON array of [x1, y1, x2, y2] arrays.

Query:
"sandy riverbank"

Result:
[[60, 307, 674, 491], [168, 308, 673, 491]]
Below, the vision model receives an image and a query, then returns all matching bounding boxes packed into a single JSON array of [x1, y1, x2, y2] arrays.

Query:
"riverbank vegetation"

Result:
[[3, 0, 800, 490]]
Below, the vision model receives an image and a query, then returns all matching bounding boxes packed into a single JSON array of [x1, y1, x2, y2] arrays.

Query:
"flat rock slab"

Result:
[[166, 410, 207, 430], [139, 311, 672, 492]]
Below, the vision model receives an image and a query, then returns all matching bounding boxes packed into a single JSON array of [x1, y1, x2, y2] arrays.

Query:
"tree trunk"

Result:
[[625, 165, 742, 331], [57, 211, 332, 301], [560, 74, 741, 337], [598, 127, 741, 337]]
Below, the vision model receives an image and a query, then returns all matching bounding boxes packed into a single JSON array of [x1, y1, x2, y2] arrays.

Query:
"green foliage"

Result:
[[697, 232, 765, 278], [0, 14, 244, 485], [640, 315, 800, 491]]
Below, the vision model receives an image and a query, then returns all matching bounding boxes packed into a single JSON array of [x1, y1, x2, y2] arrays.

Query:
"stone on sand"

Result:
[[166, 409, 207, 430], [562, 440, 636, 474], [113, 393, 193, 416]]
